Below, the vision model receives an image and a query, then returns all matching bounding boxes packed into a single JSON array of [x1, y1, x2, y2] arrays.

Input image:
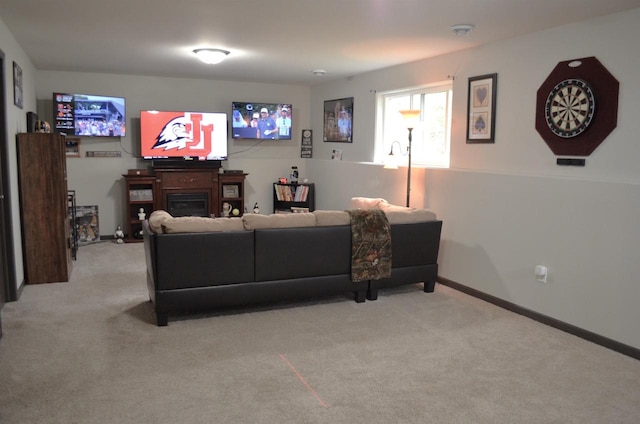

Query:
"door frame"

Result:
[[0, 48, 18, 313]]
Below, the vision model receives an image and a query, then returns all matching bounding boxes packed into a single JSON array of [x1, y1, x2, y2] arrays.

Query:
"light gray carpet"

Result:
[[1, 241, 639, 424]]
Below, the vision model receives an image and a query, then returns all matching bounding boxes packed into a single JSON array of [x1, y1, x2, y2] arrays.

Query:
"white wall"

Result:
[[308, 8, 640, 349], [36, 72, 311, 233], [1, 16, 38, 291]]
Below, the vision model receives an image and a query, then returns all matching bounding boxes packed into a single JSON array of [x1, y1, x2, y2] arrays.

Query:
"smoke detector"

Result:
[[450, 24, 475, 36]]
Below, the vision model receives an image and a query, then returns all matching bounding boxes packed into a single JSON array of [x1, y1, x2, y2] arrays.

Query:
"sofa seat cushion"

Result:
[[148, 210, 245, 233], [243, 213, 316, 230]]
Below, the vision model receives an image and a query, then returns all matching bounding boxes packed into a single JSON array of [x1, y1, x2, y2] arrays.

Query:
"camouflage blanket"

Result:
[[347, 209, 392, 282]]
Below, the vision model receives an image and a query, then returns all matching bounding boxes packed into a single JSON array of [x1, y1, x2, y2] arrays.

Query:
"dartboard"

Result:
[[544, 78, 596, 138]]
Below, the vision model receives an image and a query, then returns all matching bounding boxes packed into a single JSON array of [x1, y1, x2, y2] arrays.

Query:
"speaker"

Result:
[[26, 111, 38, 132]]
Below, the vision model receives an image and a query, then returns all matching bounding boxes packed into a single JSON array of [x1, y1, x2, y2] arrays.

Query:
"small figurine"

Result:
[[114, 226, 125, 244], [222, 202, 232, 217], [253, 202, 260, 214], [138, 208, 146, 220]]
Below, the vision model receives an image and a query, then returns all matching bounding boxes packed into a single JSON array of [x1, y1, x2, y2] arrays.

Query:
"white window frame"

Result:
[[375, 81, 452, 168]]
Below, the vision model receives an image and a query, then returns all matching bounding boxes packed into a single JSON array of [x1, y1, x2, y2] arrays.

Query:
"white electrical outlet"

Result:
[[535, 265, 548, 283]]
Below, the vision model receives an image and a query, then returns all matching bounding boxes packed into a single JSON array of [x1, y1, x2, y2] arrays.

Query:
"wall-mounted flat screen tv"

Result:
[[140, 111, 228, 161], [231, 102, 292, 140], [53, 92, 126, 136]]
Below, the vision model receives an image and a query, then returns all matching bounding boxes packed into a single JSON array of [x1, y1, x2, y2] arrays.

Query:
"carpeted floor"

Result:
[[0, 241, 639, 423]]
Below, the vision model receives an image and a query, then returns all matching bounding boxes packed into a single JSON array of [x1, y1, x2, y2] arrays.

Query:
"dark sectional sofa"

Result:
[[143, 207, 442, 326]]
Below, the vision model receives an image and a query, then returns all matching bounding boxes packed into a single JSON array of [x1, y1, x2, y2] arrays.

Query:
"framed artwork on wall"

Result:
[[466, 73, 497, 143], [65, 138, 81, 158], [13, 61, 23, 109], [323, 97, 353, 142], [301, 129, 312, 158]]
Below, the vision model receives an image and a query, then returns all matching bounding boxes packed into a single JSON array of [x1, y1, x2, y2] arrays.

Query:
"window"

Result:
[[375, 82, 452, 168]]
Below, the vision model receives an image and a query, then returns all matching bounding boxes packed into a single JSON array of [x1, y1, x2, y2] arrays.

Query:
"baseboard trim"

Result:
[[437, 277, 640, 361]]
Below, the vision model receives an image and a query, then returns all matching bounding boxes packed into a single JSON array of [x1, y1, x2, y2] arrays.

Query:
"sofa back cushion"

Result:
[[313, 210, 350, 226], [148, 210, 245, 233], [243, 213, 316, 230], [378, 203, 437, 224], [349, 197, 389, 209], [162, 217, 244, 233]]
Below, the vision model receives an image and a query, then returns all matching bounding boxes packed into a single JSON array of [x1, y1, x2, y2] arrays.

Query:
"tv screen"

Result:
[[231, 102, 292, 140], [140, 111, 228, 160], [53, 93, 126, 136]]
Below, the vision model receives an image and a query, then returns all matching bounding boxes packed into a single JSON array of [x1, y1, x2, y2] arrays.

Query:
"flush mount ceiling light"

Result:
[[193, 48, 230, 64], [312, 69, 327, 76], [450, 24, 475, 36]]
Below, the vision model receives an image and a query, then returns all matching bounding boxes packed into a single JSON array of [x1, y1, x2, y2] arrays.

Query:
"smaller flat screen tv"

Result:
[[53, 93, 126, 136], [140, 111, 228, 161], [231, 102, 292, 140]]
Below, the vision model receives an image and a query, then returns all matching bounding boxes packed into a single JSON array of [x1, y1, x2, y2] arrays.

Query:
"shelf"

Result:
[[273, 182, 315, 213], [123, 174, 156, 243]]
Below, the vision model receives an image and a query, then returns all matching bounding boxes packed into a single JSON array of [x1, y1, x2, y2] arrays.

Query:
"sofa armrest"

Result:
[[390, 221, 442, 267]]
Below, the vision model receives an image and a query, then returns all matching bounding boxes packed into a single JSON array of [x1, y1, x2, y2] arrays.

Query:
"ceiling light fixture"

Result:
[[450, 24, 475, 36], [312, 69, 327, 76], [193, 48, 230, 64]]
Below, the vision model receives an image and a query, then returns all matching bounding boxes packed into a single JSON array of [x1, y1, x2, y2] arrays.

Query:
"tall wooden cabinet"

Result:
[[16, 133, 72, 284]]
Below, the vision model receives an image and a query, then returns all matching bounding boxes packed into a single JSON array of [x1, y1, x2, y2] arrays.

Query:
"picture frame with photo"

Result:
[[222, 185, 240, 198], [466, 73, 497, 143], [13, 61, 23, 109], [65, 138, 81, 158], [323, 97, 353, 143]]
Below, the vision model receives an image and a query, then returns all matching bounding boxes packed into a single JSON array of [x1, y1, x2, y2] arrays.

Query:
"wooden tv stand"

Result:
[[123, 168, 247, 241]]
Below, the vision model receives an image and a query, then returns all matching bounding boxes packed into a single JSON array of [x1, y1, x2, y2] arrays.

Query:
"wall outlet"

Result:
[[535, 265, 548, 283]]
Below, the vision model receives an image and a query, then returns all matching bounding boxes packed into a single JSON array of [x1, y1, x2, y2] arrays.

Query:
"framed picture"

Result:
[[65, 138, 81, 158], [13, 61, 23, 109], [222, 185, 239, 198], [301, 129, 312, 158], [467, 73, 497, 143], [76, 205, 100, 245], [323, 97, 353, 142]]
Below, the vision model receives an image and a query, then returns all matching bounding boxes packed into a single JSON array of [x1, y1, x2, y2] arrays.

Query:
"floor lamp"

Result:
[[384, 110, 421, 207]]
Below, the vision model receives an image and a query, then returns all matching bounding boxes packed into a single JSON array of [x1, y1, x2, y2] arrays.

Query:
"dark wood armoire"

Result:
[[16, 133, 72, 284]]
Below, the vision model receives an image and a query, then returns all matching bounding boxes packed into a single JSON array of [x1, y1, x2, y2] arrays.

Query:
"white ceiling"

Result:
[[2, 0, 640, 86]]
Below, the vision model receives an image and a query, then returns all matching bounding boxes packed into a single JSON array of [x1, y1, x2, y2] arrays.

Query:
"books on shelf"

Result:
[[274, 183, 309, 202]]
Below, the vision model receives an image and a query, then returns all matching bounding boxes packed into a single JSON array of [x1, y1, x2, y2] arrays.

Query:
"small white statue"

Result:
[[114, 226, 125, 244], [222, 202, 232, 217], [138, 208, 146, 220]]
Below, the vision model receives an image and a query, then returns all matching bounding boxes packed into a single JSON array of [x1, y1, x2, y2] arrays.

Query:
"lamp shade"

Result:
[[399, 110, 421, 129], [193, 48, 230, 64]]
